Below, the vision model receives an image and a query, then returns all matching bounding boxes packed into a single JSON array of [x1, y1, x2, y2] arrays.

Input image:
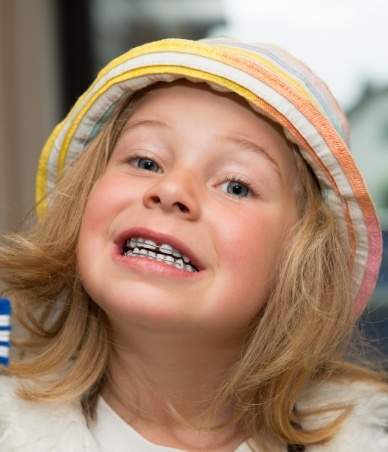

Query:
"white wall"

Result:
[[0, 0, 61, 230]]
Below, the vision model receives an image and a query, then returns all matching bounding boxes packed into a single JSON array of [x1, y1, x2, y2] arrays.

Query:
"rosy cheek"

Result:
[[78, 184, 112, 251], [220, 210, 286, 275], [230, 211, 268, 244], [83, 178, 121, 224]]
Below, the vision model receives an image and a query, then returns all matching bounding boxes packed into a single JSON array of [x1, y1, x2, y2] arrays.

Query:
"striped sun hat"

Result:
[[36, 37, 382, 315]]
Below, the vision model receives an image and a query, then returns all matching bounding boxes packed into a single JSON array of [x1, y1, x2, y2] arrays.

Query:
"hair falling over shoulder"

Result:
[[0, 90, 386, 450], [208, 151, 387, 449], [0, 93, 140, 406]]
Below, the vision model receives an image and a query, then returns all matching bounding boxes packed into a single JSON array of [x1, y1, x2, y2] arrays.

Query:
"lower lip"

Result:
[[113, 248, 201, 279]]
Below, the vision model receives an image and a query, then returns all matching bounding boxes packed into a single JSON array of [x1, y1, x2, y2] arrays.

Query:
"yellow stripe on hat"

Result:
[[36, 119, 67, 214]]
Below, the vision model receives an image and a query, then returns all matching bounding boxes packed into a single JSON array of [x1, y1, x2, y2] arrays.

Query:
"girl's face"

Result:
[[77, 82, 299, 345]]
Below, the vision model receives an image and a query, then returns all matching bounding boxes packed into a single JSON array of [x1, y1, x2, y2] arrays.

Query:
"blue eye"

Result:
[[133, 158, 160, 172], [219, 178, 251, 198]]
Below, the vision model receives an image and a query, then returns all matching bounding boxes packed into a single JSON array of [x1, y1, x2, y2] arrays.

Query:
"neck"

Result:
[[102, 326, 245, 450]]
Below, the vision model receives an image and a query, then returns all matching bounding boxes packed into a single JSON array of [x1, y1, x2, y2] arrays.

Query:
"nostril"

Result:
[[177, 202, 189, 213], [149, 195, 161, 205]]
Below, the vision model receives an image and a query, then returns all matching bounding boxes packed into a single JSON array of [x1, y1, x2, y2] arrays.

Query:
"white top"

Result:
[[91, 397, 252, 452], [2, 376, 388, 451]]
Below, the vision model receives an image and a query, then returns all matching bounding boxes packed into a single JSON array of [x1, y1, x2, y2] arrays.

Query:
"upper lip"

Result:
[[115, 227, 204, 271]]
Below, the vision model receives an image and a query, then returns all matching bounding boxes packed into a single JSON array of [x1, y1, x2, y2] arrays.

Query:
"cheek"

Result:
[[220, 209, 286, 267], [214, 206, 294, 306], [77, 180, 118, 270], [79, 175, 133, 238], [84, 180, 120, 223], [77, 191, 107, 259]]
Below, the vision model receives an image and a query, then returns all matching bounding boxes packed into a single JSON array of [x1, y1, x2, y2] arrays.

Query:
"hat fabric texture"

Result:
[[36, 37, 382, 316]]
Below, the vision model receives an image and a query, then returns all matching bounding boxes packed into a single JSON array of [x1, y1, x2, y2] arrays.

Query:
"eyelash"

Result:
[[128, 152, 161, 169]]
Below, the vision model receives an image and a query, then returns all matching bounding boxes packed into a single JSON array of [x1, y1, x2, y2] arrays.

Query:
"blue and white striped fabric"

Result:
[[0, 299, 11, 366]]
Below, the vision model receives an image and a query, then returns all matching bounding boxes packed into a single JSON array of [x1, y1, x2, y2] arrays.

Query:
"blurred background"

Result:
[[0, 0, 387, 333]]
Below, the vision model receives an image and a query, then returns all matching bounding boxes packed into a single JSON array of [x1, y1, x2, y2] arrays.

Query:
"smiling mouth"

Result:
[[122, 237, 199, 273]]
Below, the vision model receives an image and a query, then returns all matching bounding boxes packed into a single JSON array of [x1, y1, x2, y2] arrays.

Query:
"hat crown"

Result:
[[202, 37, 350, 147]]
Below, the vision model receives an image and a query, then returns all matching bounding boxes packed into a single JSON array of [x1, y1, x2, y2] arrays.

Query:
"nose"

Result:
[[143, 169, 201, 220]]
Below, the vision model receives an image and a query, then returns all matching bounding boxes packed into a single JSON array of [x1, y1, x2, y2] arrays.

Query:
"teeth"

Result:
[[128, 238, 157, 250], [144, 239, 157, 250], [159, 244, 173, 254], [124, 237, 197, 272]]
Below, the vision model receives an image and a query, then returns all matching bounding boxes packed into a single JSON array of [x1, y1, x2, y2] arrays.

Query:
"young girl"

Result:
[[0, 37, 387, 451]]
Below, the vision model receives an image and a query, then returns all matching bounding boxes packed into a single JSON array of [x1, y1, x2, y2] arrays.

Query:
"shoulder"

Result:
[[0, 375, 100, 451], [297, 379, 388, 451]]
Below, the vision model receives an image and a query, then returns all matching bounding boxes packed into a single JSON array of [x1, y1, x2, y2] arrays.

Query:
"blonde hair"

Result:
[[0, 84, 385, 449], [211, 151, 380, 449]]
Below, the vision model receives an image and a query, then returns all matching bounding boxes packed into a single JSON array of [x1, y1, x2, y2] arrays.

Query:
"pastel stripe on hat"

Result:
[[36, 38, 382, 316]]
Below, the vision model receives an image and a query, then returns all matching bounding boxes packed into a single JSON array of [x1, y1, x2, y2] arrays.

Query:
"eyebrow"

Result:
[[221, 136, 282, 181], [122, 119, 169, 133]]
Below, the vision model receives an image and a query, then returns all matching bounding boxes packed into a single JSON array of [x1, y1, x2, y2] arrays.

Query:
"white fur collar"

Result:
[[0, 376, 99, 451], [296, 379, 388, 451], [0, 376, 387, 451]]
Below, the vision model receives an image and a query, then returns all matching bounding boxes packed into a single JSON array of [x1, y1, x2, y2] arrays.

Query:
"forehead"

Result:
[[122, 82, 289, 149], [130, 80, 275, 126], [118, 81, 298, 184]]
